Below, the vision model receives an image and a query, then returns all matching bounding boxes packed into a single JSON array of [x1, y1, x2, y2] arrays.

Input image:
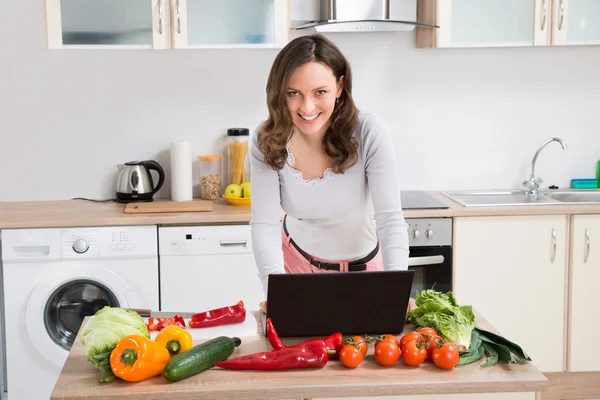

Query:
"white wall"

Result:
[[1, 2, 599, 202]]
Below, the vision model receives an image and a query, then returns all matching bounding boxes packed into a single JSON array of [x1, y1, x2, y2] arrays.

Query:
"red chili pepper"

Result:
[[265, 317, 343, 359], [189, 301, 246, 328], [266, 318, 286, 350], [214, 339, 331, 370]]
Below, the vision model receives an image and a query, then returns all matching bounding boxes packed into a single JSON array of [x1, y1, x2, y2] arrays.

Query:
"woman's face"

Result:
[[285, 61, 343, 137]]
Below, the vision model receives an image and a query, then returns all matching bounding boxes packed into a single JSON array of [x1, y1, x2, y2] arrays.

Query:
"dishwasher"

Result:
[[159, 225, 264, 313]]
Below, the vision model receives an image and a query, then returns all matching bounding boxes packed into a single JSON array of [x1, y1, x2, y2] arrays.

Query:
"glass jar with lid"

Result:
[[226, 128, 250, 186], [197, 154, 222, 200]]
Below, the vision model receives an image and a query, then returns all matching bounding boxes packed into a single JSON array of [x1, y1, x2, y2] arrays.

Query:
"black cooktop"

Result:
[[400, 191, 449, 210]]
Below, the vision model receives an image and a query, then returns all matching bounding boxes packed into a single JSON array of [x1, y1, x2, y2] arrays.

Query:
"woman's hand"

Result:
[[260, 301, 268, 313]]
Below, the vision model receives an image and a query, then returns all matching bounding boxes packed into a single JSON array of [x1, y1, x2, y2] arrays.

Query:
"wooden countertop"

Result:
[[51, 311, 548, 400], [2, 192, 600, 230]]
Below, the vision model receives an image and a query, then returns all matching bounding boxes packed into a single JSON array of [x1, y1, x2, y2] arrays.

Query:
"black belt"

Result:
[[283, 215, 378, 272]]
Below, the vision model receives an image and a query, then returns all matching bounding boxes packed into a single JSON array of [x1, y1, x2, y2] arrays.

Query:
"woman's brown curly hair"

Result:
[[258, 34, 359, 173]]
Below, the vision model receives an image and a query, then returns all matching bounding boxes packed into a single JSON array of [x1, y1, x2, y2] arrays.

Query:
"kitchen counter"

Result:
[[2, 192, 600, 230], [51, 311, 548, 400]]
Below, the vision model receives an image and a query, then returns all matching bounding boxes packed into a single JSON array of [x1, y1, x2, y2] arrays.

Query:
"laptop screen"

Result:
[[266, 270, 414, 337]]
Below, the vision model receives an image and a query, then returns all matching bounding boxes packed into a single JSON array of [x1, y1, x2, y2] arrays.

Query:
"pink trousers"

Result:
[[281, 226, 384, 274]]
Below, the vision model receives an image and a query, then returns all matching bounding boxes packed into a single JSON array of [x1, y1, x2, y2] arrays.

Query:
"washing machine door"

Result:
[[25, 263, 140, 368]]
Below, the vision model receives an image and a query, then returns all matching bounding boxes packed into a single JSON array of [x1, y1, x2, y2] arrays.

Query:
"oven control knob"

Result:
[[412, 230, 421, 239], [72, 238, 89, 254], [426, 229, 434, 239]]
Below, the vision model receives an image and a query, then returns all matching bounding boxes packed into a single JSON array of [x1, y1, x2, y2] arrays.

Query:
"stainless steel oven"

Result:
[[406, 217, 453, 298]]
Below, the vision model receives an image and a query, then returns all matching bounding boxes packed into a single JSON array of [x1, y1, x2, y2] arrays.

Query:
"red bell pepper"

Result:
[[145, 315, 187, 332], [214, 339, 331, 370], [265, 317, 343, 359], [188, 301, 246, 329]]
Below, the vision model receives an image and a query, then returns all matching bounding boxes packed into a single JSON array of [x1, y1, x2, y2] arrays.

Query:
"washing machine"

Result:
[[1, 225, 159, 400]]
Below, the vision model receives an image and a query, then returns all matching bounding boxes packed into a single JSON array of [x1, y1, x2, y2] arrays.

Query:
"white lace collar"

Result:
[[286, 140, 334, 185]]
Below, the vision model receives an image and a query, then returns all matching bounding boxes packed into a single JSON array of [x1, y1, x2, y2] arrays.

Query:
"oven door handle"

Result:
[[408, 255, 445, 267]]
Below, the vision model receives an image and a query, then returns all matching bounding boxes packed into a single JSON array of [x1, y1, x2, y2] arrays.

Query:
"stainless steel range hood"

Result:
[[293, 0, 438, 33]]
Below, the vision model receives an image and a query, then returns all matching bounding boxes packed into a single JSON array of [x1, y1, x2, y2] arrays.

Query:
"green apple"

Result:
[[240, 182, 251, 198], [225, 184, 242, 198]]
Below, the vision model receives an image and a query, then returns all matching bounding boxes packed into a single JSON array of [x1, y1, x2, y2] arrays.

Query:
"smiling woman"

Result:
[[250, 34, 411, 314]]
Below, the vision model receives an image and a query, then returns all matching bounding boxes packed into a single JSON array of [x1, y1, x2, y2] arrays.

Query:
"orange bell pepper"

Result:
[[110, 335, 170, 382], [155, 325, 193, 357]]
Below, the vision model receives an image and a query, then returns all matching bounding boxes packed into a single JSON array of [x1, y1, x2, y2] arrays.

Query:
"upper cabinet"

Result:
[[45, 0, 289, 49], [553, 0, 600, 45], [417, 0, 600, 48]]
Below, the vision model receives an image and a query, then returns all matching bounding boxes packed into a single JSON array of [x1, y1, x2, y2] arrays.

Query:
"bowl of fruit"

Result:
[[223, 182, 251, 206]]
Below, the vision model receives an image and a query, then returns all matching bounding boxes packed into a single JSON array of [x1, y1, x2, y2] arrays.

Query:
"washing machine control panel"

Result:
[[61, 229, 100, 257], [60, 227, 156, 258]]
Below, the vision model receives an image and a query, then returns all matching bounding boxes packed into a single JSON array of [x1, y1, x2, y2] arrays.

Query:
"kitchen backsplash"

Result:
[[1, 2, 600, 201]]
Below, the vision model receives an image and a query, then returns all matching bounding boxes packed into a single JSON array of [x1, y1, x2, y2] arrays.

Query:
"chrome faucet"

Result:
[[523, 137, 568, 199]]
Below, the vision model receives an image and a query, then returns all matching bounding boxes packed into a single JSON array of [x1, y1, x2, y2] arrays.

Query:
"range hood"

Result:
[[293, 0, 438, 33]]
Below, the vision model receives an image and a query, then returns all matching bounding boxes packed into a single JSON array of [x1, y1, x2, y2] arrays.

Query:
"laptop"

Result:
[[265, 270, 414, 337]]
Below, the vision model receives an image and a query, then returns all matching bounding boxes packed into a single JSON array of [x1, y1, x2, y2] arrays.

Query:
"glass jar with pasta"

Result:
[[226, 128, 250, 189]]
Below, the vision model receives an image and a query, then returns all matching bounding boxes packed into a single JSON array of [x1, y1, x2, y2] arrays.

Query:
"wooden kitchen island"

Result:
[[51, 312, 548, 400]]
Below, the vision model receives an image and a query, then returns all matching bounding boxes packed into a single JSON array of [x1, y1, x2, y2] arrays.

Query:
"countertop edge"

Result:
[[2, 193, 600, 230]]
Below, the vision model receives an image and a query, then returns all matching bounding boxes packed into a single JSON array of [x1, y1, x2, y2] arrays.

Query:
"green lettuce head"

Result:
[[80, 306, 150, 382]]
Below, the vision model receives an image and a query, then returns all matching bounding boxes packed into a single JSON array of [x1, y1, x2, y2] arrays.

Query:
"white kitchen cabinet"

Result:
[[568, 215, 600, 372], [45, 0, 289, 49], [417, 0, 600, 48], [45, 0, 170, 49], [158, 225, 264, 313], [172, 0, 289, 48], [552, 0, 600, 45], [453, 215, 568, 373]]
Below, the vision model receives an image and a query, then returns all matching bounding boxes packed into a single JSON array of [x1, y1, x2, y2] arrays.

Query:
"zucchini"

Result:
[[163, 336, 241, 381]]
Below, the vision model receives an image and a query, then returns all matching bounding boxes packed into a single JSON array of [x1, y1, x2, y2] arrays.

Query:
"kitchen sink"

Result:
[[544, 190, 600, 204], [441, 189, 600, 207]]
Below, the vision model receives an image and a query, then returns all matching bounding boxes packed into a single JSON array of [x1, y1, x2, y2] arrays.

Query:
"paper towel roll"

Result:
[[170, 141, 193, 201]]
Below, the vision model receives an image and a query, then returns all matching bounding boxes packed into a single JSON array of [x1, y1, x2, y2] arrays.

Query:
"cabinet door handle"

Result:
[[558, 0, 565, 31], [158, 1, 163, 35], [541, 0, 547, 30], [220, 240, 248, 247], [551, 229, 557, 263], [584, 229, 590, 263], [176, 0, 181, 34]]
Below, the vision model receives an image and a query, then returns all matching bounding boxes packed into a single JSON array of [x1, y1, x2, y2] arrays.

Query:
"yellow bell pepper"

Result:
[[155, 325, 193, 357], [110, 335, 170, 382]]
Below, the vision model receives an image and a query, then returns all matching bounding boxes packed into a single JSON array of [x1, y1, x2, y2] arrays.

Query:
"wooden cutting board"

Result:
[[123, 199, 213, 214]]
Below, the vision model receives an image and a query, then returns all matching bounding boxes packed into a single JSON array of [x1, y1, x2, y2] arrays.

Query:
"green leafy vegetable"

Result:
[[80, 306, 150, 383], [407, 289, 476, 351]]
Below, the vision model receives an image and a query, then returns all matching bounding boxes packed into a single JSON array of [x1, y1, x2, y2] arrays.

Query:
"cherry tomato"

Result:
[[418, 327, 437, 337], [375, 334, 399, 349], [426, 336, 442, 359], [401, 340, 427, 367], [339, 344, 363, 368], [432, 343, 459, 370], [351, 336, 368, 357], [374, 341, 400, 367], [399, 331, 424, 349]]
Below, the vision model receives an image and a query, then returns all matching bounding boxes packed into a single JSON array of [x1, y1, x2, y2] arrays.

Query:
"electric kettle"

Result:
[[115, 160, 165, 203]]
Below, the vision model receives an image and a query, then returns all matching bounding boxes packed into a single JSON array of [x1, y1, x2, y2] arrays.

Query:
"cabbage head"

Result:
[[80, 306, 150, 382]]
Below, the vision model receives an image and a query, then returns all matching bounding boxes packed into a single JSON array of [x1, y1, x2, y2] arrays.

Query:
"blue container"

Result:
[[570, 179, 598, 189]]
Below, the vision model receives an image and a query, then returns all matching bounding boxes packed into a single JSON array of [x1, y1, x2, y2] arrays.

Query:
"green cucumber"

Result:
[[163, 336, 241, 381]]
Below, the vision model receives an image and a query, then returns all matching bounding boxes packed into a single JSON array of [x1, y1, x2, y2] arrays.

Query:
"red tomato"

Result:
[[399, 332, 424, 349], [426, 336, 442, 359], [351, 335, 368, 357], [401, 340, 427, 367], [339, 344, 363, 368], [432, 343, 459, 370], [418, 327, 437, 337], [374, 341, 400, 367], [375, 334, 399, 349]]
